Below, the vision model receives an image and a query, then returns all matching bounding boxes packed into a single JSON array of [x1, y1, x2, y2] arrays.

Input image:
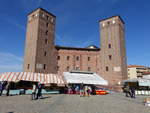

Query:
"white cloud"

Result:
[[0, 52, 23, 73]]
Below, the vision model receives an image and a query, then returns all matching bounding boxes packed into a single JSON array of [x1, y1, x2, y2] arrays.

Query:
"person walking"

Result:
[[0, 82, 3, 96], [31, 83, 37, 100], [124, 85, 131, 97], [5, 82, 10, 96], [36, 83, 43, 99], [0, 81, 7, 96], [131, 87, 136, 98]]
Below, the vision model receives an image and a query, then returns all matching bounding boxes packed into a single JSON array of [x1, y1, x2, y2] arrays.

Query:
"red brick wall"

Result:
[[56, 49, 100, 74]]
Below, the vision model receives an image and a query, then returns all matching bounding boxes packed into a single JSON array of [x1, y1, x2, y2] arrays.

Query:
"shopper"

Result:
[[5, 82, 10, 96], [36, 83, 43, 99], [87, 86, 91, 97], [80, 83, 84, 97], [0, 82, 3, 96], [124, 85, 131, 97], [31, 83, 37, 100], [131, 87, 136, 98], [84, 85, 88, 97]]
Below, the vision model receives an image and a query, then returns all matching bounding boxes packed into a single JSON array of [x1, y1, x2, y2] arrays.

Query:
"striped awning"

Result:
[[0, 72, 65, 85]]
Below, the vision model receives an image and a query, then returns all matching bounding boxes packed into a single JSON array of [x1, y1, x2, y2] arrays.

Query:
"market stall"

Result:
[[122, 78, 150, 95], [0, 72, 64, 85], [63, 71, 108, 95], [63, 71, 108, 85]]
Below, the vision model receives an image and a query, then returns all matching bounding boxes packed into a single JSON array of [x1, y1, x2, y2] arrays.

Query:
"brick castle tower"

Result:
[[99, 16, 127, 86], [23, 8, 57, 74], [23, 8, 127, 88]]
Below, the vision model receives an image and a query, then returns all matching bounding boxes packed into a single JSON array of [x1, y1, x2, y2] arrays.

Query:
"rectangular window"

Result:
[[88, 57, 90, 61], [46, 23, 49, 27], [109, 55, 112, 60], [46, 15, 49, 20], [76, 56, 79, 61], [88, 67, 91, 71], [67, 56, 70, 60], [44, 64, 46, 70], [27, 64, 30, 69], [66, 66, 69, 71], [44, 51, 47, 56], [106, 66, 109, 71], [45, 30, 48, 35], [108, 44, 111, 48], [57, 56, 60, 60], [45, 39, 48, 44], [57, 66, 59, 71]]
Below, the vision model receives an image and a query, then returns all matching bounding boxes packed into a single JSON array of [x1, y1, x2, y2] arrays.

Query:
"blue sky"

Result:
[[0, 0, 150, 72]]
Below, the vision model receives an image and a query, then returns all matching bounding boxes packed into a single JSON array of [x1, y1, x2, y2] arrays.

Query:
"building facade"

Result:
[[128, 65, 150, 79], [23, 8, 127, 86]]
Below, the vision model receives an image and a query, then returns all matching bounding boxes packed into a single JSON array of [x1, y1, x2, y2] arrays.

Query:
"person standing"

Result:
[[31, 83, 37, 100], [84, 85, 88, 97], [80, 83, 84, 97], [87, 86, 91, 97]]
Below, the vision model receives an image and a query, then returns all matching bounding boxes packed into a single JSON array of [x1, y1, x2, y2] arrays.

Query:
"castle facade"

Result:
[[23, 8, 127, 85]]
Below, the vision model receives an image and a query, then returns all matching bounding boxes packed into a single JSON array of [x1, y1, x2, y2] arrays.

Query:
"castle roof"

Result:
[[27, 7, 56, 17], [55, 45, 100, 51], [99, 15, 125, 24]]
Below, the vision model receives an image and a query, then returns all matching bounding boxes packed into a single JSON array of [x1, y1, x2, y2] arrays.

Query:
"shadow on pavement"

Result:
[[40, 96, 51, 99]]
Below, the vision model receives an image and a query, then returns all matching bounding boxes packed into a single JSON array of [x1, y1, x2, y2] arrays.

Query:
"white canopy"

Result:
[[0, 72, 65, 85], [63, 71, 108, 85]]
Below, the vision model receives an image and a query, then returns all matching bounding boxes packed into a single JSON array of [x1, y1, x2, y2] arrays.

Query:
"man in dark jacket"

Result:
[[131, 87, 136, 98], [36, 83, 43, 99]]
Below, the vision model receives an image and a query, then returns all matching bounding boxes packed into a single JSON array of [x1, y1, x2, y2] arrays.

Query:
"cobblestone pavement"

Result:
[[0, 93, 150, 113]]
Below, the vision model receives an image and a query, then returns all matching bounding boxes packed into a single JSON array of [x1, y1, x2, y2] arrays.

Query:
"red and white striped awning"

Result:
[[0, 72, 65, 85]]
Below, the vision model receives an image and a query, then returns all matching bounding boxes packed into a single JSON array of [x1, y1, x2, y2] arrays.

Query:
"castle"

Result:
[[23, 8, 127, 86]]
